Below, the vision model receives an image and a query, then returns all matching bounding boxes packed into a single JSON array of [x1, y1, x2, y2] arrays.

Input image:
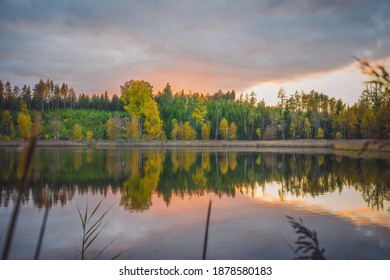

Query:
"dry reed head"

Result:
[[286, 215, 326, 260]]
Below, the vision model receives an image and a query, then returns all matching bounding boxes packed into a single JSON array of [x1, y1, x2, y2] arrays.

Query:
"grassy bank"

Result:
[[1, 139, 390, 151]]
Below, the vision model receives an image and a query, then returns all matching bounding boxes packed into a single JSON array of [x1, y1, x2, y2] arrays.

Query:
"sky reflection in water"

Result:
[[0, 148, 389, 259]]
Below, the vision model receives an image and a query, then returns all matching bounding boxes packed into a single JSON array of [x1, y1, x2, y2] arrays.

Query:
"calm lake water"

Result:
[[0, 147, 389, 260]]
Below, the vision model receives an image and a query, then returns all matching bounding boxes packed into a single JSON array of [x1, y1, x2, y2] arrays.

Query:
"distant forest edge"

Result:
[[0, 61, 389, 141]]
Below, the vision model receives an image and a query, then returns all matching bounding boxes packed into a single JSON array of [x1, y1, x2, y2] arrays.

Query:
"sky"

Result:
[[0, 0, 389, 105]]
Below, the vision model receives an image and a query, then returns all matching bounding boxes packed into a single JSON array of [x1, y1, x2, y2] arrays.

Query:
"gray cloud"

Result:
[[0, 0, 389, 94]]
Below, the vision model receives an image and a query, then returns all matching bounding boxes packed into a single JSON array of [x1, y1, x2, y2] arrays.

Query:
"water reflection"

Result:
[[0, 148, 389, 213]]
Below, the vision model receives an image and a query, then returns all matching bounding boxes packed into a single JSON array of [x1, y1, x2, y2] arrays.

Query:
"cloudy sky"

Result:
[[0, 0, 389, 105]]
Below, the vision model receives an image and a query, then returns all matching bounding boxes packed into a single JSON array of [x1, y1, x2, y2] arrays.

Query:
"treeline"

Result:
[[0, 75, 389, 141], [0, 79, 123, 112]]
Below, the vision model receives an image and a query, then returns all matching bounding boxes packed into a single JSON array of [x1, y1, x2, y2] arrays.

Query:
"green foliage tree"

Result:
[[360, 109, 376, 139], [289, 121, 296, 140], [1, 110, 13, 136], [256, 127, 262, 140], [51, 120, 62, 140], [9, 122, 16, 139]]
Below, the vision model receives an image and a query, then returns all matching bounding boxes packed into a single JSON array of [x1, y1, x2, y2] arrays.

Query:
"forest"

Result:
[[0, 62, 389, 141]]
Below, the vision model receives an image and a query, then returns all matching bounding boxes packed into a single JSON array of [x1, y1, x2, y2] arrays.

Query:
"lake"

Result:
[[0, 147, 389, 259]]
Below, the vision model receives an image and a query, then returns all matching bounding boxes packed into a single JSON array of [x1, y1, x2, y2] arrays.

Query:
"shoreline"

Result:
[[1, 139, 389, 151]]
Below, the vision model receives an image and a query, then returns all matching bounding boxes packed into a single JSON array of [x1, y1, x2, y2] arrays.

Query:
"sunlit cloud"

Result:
[[0, 0, 389, 100]]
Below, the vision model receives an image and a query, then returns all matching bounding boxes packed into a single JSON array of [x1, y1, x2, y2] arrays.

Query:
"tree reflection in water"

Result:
[[0, 148, 389, 212]]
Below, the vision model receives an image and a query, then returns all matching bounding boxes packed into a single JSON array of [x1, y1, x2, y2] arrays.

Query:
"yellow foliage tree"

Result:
[[73, 123, 83, 140], [171, 119, 180, 140], [182, 121, 196, 140], [192, 98, 207, 125], [228, 122, 237, 140], [120, 80, 152, 118], [17, 112, 32, 139], [144, 100, 164, 140], [219, 154, 228, 174], [219, 118, 228, 140], [303, 117, 311, 139], [316, 127, 324, 139], [201, 122, 210, 140], [126, 117, 140, 140], [86, 130, 93, 140]]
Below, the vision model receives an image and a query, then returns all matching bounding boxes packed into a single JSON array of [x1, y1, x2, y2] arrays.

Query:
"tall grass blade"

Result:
[[1, 119, 38, 260], [77, 199, 117, 260], [34, 202, 50, 260], [202, 200, 212, 260]]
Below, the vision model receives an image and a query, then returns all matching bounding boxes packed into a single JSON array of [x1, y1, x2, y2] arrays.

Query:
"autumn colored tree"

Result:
[[18, 112, 32, 139], [144, 100, 165, 140], [73, 123, 83, 140], [107, 116, 122, 140], [192, 98, 207, 125], [228, 122, 237, 140], [17, 101, 32, 139], [182, 121, 196, 140], [335, 131, 343, 140], [201, 122, 210, 140], [120, 80, 153, 135], [86, 130, 93, 140], [219, 118, 228, 140], [126, 117, 140, 140], [317, 127, 324, 139], [171, 119, 180, 140], [303, 117, 311, 139]]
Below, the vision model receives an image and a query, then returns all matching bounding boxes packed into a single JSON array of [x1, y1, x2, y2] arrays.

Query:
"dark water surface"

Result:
[[0, 147, 389, 259]]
